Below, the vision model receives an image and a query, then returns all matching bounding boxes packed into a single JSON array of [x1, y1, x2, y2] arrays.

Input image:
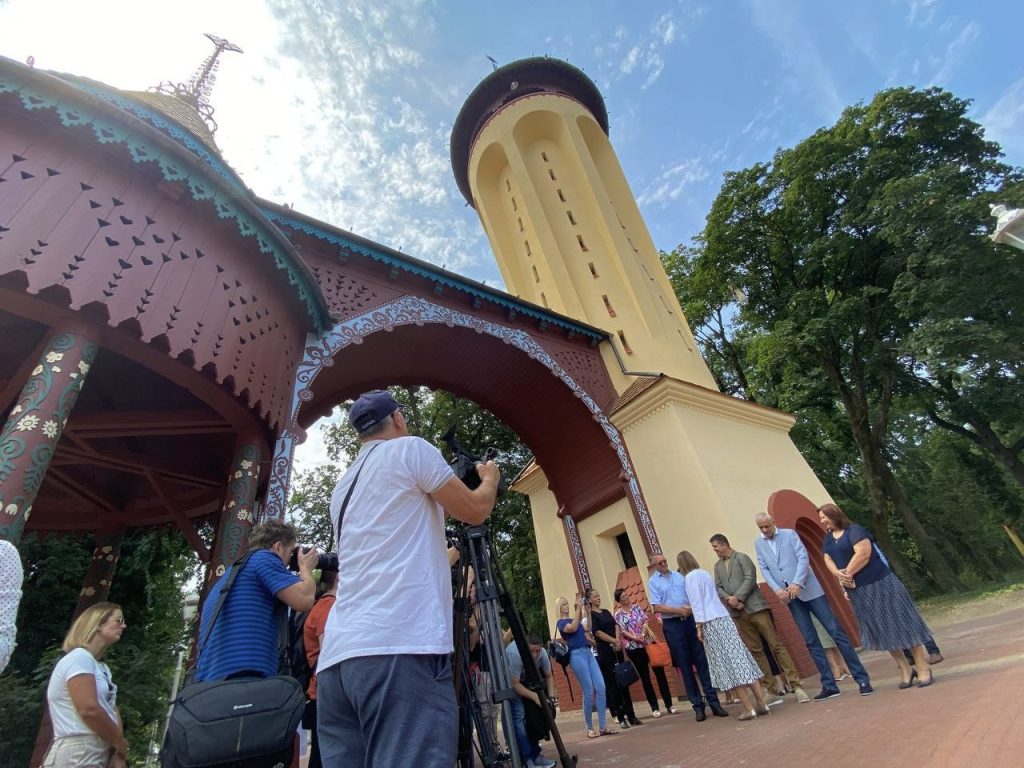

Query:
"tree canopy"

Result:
[[665, 86, 1024, 592]]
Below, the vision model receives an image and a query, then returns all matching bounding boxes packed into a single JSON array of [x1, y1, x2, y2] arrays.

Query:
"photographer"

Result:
[[195, 520, 318, 683], [317, 390, 499, 768]]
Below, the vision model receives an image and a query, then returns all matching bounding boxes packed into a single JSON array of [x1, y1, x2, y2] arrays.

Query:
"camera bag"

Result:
[[161, 551, 304, 768]]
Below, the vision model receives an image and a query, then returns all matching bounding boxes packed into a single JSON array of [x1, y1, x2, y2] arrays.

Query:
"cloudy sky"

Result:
[[2, 0, 1022, 470]]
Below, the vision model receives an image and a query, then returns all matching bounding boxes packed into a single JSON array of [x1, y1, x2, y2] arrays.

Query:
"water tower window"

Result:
[[567, 210, 577, 226], [541, 292, 548, 308], [618, 330, 633, 355], [602, 295, 616, 317], [548, 168, 557, 181], [616, 532, 637, 570], [505, 179, 511, 192], [532, 265, 540, 283], [588, 262, 598, 278], [511, 197, 518, 212], [576, 234, 588, 252], [541, 151, 549, 162], [557, 189, 566, 202], [524, 240, 532, 257], [518, 217, 524, 232]]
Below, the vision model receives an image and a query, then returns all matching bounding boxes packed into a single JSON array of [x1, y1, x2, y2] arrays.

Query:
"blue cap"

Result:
[[348, 390, 403, 433]]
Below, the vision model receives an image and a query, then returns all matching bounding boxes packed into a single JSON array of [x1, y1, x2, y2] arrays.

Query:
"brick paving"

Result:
[[546, 605, 1024, 768]]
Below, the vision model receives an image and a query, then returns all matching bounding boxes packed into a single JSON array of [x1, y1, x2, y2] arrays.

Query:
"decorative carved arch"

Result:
[[263, 295, 661, 567]]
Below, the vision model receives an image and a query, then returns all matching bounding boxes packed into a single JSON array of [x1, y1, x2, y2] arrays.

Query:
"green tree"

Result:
[[668, 87, 1023, 592]]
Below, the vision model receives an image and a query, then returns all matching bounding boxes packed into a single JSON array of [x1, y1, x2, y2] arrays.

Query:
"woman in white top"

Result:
[[43, 602, 129, 767], [677, 551, 769, 722]]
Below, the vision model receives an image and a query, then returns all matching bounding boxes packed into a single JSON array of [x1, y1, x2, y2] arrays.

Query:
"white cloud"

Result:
[[637, 157, 713, 208], [905, 0, 939, 26], [749, 0, 844, 122], [982, 77, 1024, 160], [928, 20, 981, 86], [595, 8, 692, 92]]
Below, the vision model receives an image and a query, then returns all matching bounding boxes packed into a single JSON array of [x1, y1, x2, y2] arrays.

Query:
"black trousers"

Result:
[[595, 648, 636, 722], [662, 616, 720, 712], [625, 646, 673, 712]]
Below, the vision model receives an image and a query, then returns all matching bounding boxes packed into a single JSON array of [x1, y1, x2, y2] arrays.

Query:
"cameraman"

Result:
[[317, 390, 500, 768]]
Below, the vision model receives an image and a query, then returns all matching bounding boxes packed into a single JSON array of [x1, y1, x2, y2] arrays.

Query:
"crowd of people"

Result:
[[552, 508, 940, 739], [31, 388, 940, 768]]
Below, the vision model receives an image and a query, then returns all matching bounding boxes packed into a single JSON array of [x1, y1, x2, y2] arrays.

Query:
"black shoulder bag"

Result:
[[160, 552, 305, 768]]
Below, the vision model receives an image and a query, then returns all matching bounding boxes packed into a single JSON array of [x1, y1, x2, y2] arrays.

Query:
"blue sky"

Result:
[[2, 0, 1021, 468]]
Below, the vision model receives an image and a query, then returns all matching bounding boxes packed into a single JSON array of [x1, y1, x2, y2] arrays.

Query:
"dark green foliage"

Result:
[[0, 530, 196, 766], [664, 86, 1024, 594]]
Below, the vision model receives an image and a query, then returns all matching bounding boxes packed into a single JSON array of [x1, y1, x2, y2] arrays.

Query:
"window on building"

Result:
[[616, 532, 637, 570]]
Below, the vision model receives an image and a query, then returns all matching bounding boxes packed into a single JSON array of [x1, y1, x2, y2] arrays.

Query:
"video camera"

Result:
[[441, 427, 505, 495], [287, 546, 339, 573]]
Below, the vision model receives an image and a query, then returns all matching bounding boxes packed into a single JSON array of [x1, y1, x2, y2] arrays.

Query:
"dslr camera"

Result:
[[288, 546, 339, 573]]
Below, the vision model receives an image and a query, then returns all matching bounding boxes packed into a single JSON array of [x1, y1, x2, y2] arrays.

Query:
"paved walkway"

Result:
[[549, 605, 1024, 768]]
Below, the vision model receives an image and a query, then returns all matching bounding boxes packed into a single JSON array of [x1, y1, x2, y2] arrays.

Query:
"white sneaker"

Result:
[[529, 758, 557, 768], [794, 686, 811, 704]]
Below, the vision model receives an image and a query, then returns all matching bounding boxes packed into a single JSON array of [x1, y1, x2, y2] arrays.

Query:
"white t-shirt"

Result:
[[47, 647, 118, 738], [684, 569, 731, 623], [0, 540, 22, 673], [318, 436, 456, 671]]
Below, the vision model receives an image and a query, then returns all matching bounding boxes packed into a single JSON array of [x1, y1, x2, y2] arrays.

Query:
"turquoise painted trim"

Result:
[[57, 74, 247, 194], [0, 64, 328, 334], [262, 208, 608, 341]]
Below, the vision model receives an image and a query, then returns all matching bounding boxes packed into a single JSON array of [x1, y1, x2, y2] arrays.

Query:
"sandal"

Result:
[[737, 710, 758, 721], [600, 727, 618, 735], [586, 729, 601, 739]]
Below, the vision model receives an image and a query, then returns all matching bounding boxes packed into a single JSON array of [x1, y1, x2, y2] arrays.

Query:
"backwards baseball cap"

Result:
[[348, 390, 404, 433]]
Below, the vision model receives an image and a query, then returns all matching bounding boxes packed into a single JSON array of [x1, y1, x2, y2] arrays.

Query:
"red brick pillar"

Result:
[[0, 322, 99, 545]]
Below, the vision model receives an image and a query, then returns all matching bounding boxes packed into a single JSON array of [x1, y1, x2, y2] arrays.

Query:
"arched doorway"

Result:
[[767, 489, 859, 642]]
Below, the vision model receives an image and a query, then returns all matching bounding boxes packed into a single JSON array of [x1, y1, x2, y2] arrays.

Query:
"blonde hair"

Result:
[[554, 596, 570, 613], [676, 550, 701, 574], [63, 602, 121, 655]]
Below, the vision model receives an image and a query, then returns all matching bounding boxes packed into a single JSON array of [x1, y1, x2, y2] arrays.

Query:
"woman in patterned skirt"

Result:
[[817, 503, 934, 688], [677, 551, 769, 721]]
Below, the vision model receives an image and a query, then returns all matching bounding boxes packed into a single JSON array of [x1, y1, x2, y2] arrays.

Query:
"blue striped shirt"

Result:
[[194, 549, 299, 681]]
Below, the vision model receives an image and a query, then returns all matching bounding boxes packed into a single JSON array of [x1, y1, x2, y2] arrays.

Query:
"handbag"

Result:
[[645, 639, 672, 668], [613, 659, 639, 687]]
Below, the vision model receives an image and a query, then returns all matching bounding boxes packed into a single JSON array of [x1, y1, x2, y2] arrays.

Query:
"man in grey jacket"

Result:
[[710, 533, 809, 703]]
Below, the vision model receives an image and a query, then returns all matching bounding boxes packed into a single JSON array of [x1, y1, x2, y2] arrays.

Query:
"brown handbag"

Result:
[[645, 640, 672, 668]]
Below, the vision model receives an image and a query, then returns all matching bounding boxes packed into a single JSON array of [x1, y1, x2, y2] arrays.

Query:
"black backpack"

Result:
[[287, 606, 313, 694], [548, 638, 574, 701]]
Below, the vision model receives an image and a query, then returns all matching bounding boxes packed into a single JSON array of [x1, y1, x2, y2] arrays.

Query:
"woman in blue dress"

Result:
[[817, 503, 934, 688]]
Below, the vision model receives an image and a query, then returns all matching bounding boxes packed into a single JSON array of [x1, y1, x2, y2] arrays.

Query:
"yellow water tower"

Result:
[[452, 59, 834, 615]]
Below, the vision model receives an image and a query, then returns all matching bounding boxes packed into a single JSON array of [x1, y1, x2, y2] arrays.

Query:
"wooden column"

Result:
[[73, 529, 125, 618], [206, 431, 266, 586], [0, 321, 99, 545]]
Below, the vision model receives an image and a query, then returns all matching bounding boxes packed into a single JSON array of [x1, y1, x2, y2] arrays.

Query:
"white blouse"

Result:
[[684, 569, 731, 623]]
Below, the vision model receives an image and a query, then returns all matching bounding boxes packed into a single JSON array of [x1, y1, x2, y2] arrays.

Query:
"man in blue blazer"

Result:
[[753, 512, 873, 700]]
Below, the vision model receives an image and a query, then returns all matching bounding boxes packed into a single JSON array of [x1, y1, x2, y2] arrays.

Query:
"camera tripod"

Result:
[[451, 524, 577, 768]]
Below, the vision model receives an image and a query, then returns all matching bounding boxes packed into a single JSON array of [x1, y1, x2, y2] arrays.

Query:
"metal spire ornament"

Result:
[[153, 33, 243, 135]]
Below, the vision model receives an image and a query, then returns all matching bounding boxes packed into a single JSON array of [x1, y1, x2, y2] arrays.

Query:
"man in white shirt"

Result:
[[316, 390, 500, 768], [647, 553, 729, 721]]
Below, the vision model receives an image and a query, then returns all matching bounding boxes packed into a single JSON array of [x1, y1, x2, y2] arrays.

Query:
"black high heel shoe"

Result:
[[897, 669, 918, 689]]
